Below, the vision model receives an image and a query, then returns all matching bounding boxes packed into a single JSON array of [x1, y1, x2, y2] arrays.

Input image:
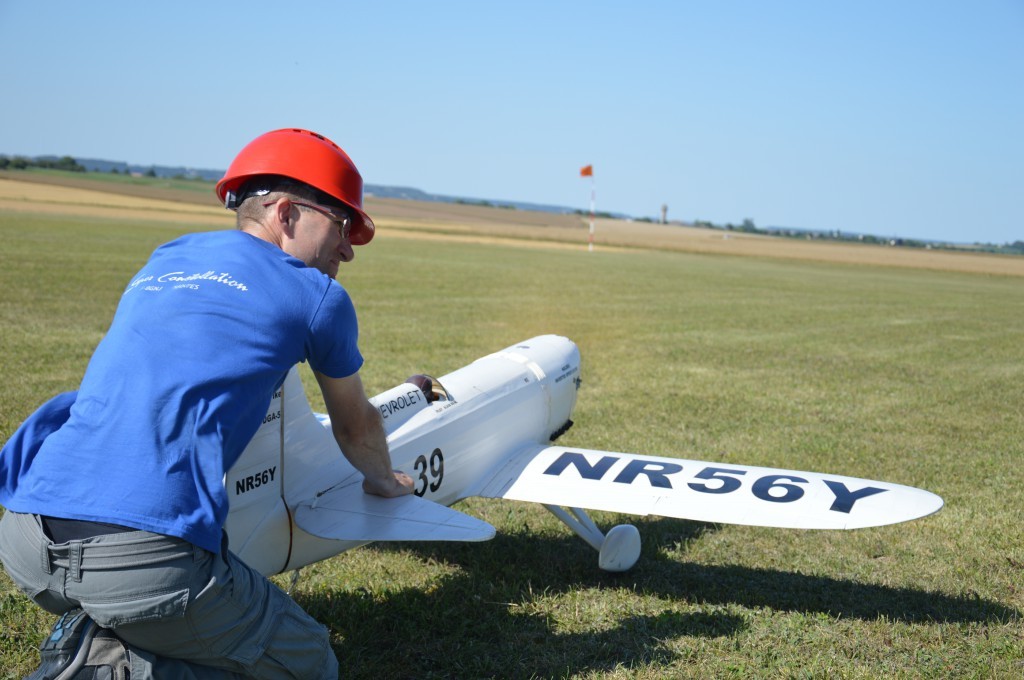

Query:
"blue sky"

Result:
[[1, 1, 1020, 244]]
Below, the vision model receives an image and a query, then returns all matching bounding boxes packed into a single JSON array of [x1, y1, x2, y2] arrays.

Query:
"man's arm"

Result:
[[314, 370, 414, 497]]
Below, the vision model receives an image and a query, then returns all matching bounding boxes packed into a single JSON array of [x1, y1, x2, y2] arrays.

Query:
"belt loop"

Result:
[[40, 539, 53, 575], [69, 541, 83, 583], [35, 514, 54, 575]]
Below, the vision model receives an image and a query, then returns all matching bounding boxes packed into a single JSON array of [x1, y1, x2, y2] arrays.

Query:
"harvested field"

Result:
[[0, 176, 230, 225], [2, 172, 1021, 277]]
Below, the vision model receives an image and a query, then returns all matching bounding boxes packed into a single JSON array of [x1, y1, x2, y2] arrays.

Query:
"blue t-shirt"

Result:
[[0, 230, 363, 554]]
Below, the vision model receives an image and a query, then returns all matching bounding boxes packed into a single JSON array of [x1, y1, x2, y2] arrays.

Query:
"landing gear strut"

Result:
[[543, 504, 641, 572]]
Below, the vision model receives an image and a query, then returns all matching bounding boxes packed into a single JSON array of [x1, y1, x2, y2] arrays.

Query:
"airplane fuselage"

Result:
[[223, 335, 581, 575]]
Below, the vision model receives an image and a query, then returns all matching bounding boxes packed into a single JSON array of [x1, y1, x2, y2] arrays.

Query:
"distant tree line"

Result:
[[455, 198, 516, 210], [688, 218, 1023, 255], [572, 208, 617, 219], [0, 155, 86, 172], [1, 154, 202, 181]]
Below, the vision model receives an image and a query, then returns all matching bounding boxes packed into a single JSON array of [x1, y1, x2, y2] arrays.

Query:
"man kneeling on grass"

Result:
[[0, 128, 413, 678]]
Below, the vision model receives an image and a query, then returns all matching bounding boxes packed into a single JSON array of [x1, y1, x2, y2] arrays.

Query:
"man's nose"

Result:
[[338, 241, 355, 263]]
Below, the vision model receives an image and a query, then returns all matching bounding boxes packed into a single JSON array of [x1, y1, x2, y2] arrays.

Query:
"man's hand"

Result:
[[314, 370, 413, 498], [362, 470, 415, 497]]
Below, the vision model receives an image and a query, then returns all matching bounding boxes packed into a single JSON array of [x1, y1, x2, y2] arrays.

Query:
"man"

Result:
[[0, 128, 413, 678]]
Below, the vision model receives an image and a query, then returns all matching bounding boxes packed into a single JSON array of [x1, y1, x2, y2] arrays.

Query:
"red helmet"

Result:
[[215, 128, 375, 245]]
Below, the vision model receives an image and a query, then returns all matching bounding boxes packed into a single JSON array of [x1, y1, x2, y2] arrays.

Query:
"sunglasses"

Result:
[[264, 199, 352, 240]]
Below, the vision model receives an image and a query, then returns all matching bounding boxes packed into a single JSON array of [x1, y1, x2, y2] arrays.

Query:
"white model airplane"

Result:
[[225, 335, 943, 574]]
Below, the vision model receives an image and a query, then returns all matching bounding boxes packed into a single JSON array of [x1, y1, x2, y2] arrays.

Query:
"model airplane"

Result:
[[224, 335, 943, 574]]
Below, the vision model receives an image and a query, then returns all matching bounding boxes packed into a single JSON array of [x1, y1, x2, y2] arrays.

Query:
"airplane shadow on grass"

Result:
[[292, 517, 1019, 678]]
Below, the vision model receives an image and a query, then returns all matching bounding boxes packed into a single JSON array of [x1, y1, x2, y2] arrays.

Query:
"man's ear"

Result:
[[274, 198, 296, 236]]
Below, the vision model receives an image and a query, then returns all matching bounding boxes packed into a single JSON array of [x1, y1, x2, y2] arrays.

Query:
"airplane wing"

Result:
[[294, 484, 495, 542], [475, 444, 943, 530]]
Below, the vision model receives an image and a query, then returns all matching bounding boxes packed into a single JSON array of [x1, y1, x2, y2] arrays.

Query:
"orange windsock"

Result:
[[579, 165, 593, 177]]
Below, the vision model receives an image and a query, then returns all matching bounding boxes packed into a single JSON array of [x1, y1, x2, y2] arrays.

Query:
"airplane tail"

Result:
[[294, 486, 495, 542]]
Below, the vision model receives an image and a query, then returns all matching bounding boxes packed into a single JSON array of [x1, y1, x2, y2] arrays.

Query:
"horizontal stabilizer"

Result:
[[294, 486, 495, 542], [477, 445, 943, 530]]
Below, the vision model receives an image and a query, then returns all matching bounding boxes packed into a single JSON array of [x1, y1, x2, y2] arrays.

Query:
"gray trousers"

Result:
[[0, 510, 338, 679]]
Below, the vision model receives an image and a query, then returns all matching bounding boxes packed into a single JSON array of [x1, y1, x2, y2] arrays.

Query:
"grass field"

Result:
[[0, 177, 1021, 678]]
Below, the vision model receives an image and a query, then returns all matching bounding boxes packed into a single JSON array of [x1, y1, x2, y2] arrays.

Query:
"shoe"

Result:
[[24, 609, 98, 680]]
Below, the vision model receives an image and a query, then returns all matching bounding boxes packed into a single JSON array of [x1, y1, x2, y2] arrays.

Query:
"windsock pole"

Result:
[[580, 164, 595, 252], [588, 179, 595, 253]]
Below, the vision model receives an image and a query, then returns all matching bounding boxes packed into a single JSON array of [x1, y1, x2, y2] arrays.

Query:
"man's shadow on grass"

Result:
[[294, 517, 1018, 678]]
